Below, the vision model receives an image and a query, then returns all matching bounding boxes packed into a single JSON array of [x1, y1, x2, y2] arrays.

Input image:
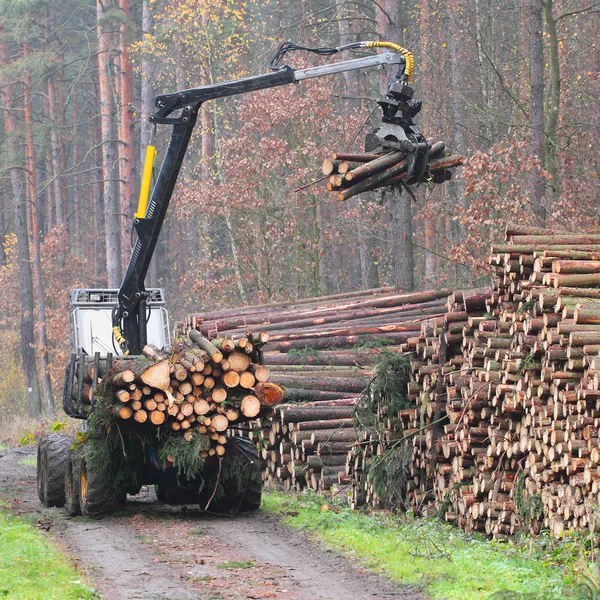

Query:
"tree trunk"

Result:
[[377, 1, 415, 291], [387, 186, 415, 291], [140, 0, 158, 286], [543, 0, 560, 203], [118, 0, 136, 272], [528, 0, 547, 222], [0, 37, 42, 418], [97, 0, 122, 286], [24, 43, 54, 415]]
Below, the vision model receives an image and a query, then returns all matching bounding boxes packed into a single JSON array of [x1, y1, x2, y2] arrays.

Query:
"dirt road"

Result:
[[0, 446, 424, 600]]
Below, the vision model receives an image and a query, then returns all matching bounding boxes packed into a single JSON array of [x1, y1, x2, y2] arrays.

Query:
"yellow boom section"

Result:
[[135, 145, 157, 219]]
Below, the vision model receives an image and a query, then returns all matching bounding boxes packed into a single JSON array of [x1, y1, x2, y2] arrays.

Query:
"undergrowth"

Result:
[[262, 491, 592, 600], [0, 507, 98, 599], [354, 351, 414, 507]]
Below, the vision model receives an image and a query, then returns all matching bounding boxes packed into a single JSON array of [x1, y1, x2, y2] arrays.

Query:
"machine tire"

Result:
[[204, 436, 262, 513], [155, 484, 167, 502], [64, 448, 82, 516], [36, 437, 48, 505], [79, 455, 113, 516], [37, 434, 72, 508]]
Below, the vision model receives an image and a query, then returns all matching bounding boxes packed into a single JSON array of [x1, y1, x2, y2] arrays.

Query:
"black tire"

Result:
[[37, 434, 72, 508], [155, 484, 167, 502], [79, 455, 114, 516], [203, 436, 262, 513], [64, 448, 82, 516], [36, 438, 48, 505]]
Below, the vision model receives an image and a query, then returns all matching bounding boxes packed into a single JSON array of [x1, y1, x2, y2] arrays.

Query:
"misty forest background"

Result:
[[0, 0, 598, 420]]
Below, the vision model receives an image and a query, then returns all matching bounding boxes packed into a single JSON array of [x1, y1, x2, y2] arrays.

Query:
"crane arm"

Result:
[[114, 46, 417, 355]]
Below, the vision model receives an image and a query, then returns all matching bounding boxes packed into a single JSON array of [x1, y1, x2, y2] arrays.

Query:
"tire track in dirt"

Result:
[[0, 446, 424, 600]]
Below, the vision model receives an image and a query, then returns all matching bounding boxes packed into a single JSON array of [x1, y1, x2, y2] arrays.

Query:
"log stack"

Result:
[[186, 287, 456, 493], [93, 331, 284, 459], [349, 224, 600, 539], [322, 144, 465, 202]]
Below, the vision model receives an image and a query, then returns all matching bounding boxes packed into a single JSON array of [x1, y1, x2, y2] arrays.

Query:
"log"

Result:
[[281, 406, 355, 423], [113, 405, 133, 419], [134, 409, 148, 423], [150, 410, 166, 425], [281, 388, 353, 402], [239, 371, 256, 389], [240, 395, 261, 418], [344, 151, 405, 182], [112, 370, 135, 387], [227, 351, 250, 372], [271, 375, 369, 394], [255, 382, 285, 406], [188, 330, 223, 363], [293, 418, 355, 431], [140, 360, 171, 390], [211, 414, 229, 432], [222, 371, 240, 388], [332, 152, 380, 162]]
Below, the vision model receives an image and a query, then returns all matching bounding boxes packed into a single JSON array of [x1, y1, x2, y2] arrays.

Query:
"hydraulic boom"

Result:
[[113, 42, 428, 355]]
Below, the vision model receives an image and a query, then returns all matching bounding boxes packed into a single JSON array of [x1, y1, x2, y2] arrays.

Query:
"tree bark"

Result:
[[543, 0, 560, 203], [528, 0, 547, 222], [387, 186, 415, 291], [24, 43, 54, 415], [0, 37, 42, 418], [97, 0, 122, 286], [118, 0, 136, 271]]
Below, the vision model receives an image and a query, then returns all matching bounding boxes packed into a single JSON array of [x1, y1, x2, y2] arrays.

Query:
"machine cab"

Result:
[[68, 288, 171, 356]]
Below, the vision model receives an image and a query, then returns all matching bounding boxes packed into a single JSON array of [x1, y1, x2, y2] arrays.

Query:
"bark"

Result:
[[280, 406, 356, 423], [0, 37, 42, 417], [528, 0, 547, 222], [24, 43, 54, 415], [97, 0, 122, 286], [118, 0, 136, 269], [387, 186, 414, 291], [141, 0, 158, 286], [543, 0, 560, 203]]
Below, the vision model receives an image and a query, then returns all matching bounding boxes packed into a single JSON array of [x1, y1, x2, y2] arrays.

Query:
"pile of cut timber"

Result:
[[350, 224, 600, 539], [187, 287, 455, 491], [91, 331, 283, 458], [322, 143, 464, 202]]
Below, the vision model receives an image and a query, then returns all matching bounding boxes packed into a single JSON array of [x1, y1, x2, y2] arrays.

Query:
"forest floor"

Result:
[[0, 445, 423, 600]]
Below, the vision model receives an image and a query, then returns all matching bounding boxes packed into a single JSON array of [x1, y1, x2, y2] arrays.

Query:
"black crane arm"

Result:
[[113, 44, 419, 355]]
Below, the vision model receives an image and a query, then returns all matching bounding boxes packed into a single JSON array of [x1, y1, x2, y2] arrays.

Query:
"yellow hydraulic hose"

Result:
[[366, 41, 415, 84], [112, 326, 129, 355]]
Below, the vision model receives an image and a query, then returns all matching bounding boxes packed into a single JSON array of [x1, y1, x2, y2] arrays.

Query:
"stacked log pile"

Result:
[[350, 225, 600, 539], [91, 331, 284, 458], [187, 288, 455, 492], [322, 143, 464, 202]]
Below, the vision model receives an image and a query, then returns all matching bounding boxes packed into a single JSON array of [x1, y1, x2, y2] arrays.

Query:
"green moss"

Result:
[[262, 492, 578, 600], [0, 508, 98, 599], [18, 457, 36, 467]]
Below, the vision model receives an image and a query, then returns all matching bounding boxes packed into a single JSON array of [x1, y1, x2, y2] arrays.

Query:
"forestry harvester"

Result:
[[36, 41, 439, 515]]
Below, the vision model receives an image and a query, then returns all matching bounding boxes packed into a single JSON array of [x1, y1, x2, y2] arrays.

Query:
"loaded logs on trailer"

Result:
[[76, 331, 284, 458], [322, 142, 465, 201]]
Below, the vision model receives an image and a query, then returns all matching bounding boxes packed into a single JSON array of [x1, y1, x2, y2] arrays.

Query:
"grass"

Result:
[[262, 491, 591, 600], [217, 560, 256, 569], [0, 507, 98, 599]]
